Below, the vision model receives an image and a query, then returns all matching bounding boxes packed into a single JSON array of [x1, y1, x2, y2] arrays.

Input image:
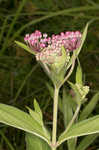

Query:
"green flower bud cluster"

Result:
[[75, 83, 89, 100]]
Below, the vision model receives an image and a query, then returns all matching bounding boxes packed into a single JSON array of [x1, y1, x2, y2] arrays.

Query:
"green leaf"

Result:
[[15, 40, 35, 55], [0, 103, 50, 145], [67, 139, 76, 150], [76, 134, 99, 150], [26, 106, 43, 126], [26, 133, 51, 150], [79, 92, 99, 121], [62, 88, 73, 127], [34, 99, 42, 120], [76, 61, 82, 85], [58, 115, 99, 146], [33, 99, 50, 139], [62, 88, 77, 150], [26, 99, 50, 139]]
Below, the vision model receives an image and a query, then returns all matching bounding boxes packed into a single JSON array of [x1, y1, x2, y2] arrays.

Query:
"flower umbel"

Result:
[[24, 30, 82, 66]]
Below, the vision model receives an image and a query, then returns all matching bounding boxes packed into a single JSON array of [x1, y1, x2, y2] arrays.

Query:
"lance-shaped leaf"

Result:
[[62, 88, 76, 150], [79, 92, 99, 121], [62, 88, 73, 127], [27, 99, 50, 139], [58, 115, 99, 147], [26, 133, 51, 150], [76, 61, 83, 85], [0, 103, 51, 145], [34, 99, 43, 120], [15, 41, 35, 55], [26, 106, 43, 126], [27, 99, 43, 125], [76, 134, 99, 150]]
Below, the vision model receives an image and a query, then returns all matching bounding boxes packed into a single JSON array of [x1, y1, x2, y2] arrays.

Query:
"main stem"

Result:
[[52, 86, 59, 150]]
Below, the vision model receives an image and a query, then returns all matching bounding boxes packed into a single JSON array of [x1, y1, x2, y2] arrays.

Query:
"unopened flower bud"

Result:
[[75, 83, 89, 100]]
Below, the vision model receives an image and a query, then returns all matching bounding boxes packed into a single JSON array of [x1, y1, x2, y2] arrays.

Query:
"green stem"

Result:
[[66, 105, 81, 133], [59, 53, 76, 88], [52, 86, 59, 150]]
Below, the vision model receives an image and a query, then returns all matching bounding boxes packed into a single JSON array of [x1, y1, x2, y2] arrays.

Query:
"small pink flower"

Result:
[[24, 30, 82, 64]]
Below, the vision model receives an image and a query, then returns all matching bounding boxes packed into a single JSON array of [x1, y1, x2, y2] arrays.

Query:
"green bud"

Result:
[[75, 83, 89, 100]]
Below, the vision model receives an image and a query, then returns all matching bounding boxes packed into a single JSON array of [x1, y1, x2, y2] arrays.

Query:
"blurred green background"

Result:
[[0, 0, 99, 150]]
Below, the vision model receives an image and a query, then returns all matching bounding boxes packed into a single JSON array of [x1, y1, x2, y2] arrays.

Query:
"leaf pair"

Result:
[[0, 101, 51, 145], [58, 115, 99, 146]]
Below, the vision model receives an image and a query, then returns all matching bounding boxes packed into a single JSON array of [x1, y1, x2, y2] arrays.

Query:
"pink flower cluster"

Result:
[[24, 30, 81, 64]]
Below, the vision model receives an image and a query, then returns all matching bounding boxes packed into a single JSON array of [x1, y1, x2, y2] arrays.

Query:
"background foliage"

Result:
[[0, 0, 99, 149]]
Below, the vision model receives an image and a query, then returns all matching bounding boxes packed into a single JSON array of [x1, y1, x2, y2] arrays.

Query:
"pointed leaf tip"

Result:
[[15, 40, 35, 55]]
